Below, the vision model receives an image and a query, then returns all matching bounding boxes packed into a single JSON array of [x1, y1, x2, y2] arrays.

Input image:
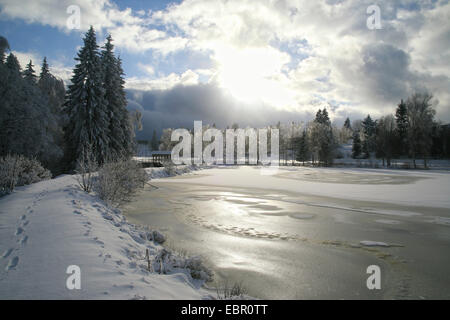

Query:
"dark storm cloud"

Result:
[[360, 43, 414, 103], [126, 83, 314, 139]]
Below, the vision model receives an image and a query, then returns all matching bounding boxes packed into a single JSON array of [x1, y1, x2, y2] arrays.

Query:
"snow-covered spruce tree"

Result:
[[40, 57, 50, 78], [23, 60, 37, 84], [101, 35, 133, 160], [64, 26, 110, 169], [117, 56, 135, 156], [38, 57, 66, 116], [5, 52, 21, 72], [116, 56, 134, 157], [38, 57, 66, 174]]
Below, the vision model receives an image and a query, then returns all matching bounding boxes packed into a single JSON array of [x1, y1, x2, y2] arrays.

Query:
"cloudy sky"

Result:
[[1, 0, 449, 138]]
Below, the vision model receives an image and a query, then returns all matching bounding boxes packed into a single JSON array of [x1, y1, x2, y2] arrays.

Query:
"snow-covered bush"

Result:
[[75, 145, 97, 193], [140, 229, 166, 244], [16, 156, 52, 186], [0, 154, 19, 195], [163, 160, 176, 176], [96, 159, 147, 206], [215, 280, 247, 299], [184, 256, 214, 281], [152, 230, 166, 244], [0, 154, 51, 195]]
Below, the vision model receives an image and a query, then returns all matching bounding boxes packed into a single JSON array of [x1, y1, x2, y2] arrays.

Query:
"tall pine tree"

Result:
[[344, 117, 352, 130], [64, 26, 110, 169], [352, 130, 362, 159], [395, 99, 408, 156], [5, 53, 21, 73], [115, 55, 134, 157], [362, 114, 376, 158], [23, 60, 37, 84], [39, 57, 50, 80], [295, 130, 309, 165], [101, 35, 125, 160]]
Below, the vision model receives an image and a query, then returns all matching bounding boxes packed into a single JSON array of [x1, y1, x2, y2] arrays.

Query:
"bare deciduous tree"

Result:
[[406, 92, 436, 168], [75, 144, 98, 193]]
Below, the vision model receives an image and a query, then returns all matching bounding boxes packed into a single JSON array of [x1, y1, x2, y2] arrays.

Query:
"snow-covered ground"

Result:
[[0, 168, 214, 300]]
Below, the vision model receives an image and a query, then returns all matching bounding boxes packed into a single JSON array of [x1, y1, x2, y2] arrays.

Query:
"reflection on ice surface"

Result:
[[125, 167, 450, 299]]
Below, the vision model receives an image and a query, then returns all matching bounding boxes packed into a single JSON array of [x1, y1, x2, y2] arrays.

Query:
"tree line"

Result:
[[153, 94, 448, 168], [350, 92, 449, 168], [1, 37, 66, 173]]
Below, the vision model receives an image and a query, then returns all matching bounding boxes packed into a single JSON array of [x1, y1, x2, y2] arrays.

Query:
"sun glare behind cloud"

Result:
[[215, 46, 295, 107]]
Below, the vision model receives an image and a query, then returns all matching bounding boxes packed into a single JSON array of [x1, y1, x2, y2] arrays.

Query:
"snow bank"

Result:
[[0, 174, 213, 299], [145, 164, 205, 180]]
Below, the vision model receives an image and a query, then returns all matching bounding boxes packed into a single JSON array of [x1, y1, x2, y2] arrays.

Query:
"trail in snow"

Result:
[[0, 167, 215, 299]]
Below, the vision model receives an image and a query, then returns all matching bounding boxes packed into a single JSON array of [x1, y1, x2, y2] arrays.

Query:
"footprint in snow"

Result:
[[94, 238, 105, 245], [6, 256, 19, 271], [19, 236, 28, 246], [2, 248, 14, 259]]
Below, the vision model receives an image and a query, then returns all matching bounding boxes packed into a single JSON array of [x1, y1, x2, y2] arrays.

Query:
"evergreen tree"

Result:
[[340, 117, 353, 143], [115, 55, 134, 157], [5, 53, 21, 74], [101, 35, 131, 160], [314, 108, 331, 126], [64, 26, 110, 169], [315, 109, 323, 124], [1, 51, 62, 171], [295, 130, 309, 165], [321, 108, 331, 125], [344, 117, 352, 130], [311, 108, 335, 166], [362, 114, 376, 158], [352, 130, 362, 159], [38, 57, 65, 115], [37, 57, 66, 174], [395, 99, 408, 156], [23, 60, 37, 84], [39, 57, 50, 80]]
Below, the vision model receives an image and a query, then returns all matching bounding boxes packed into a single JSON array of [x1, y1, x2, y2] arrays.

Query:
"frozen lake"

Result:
[[124, 166, 450, 299]]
